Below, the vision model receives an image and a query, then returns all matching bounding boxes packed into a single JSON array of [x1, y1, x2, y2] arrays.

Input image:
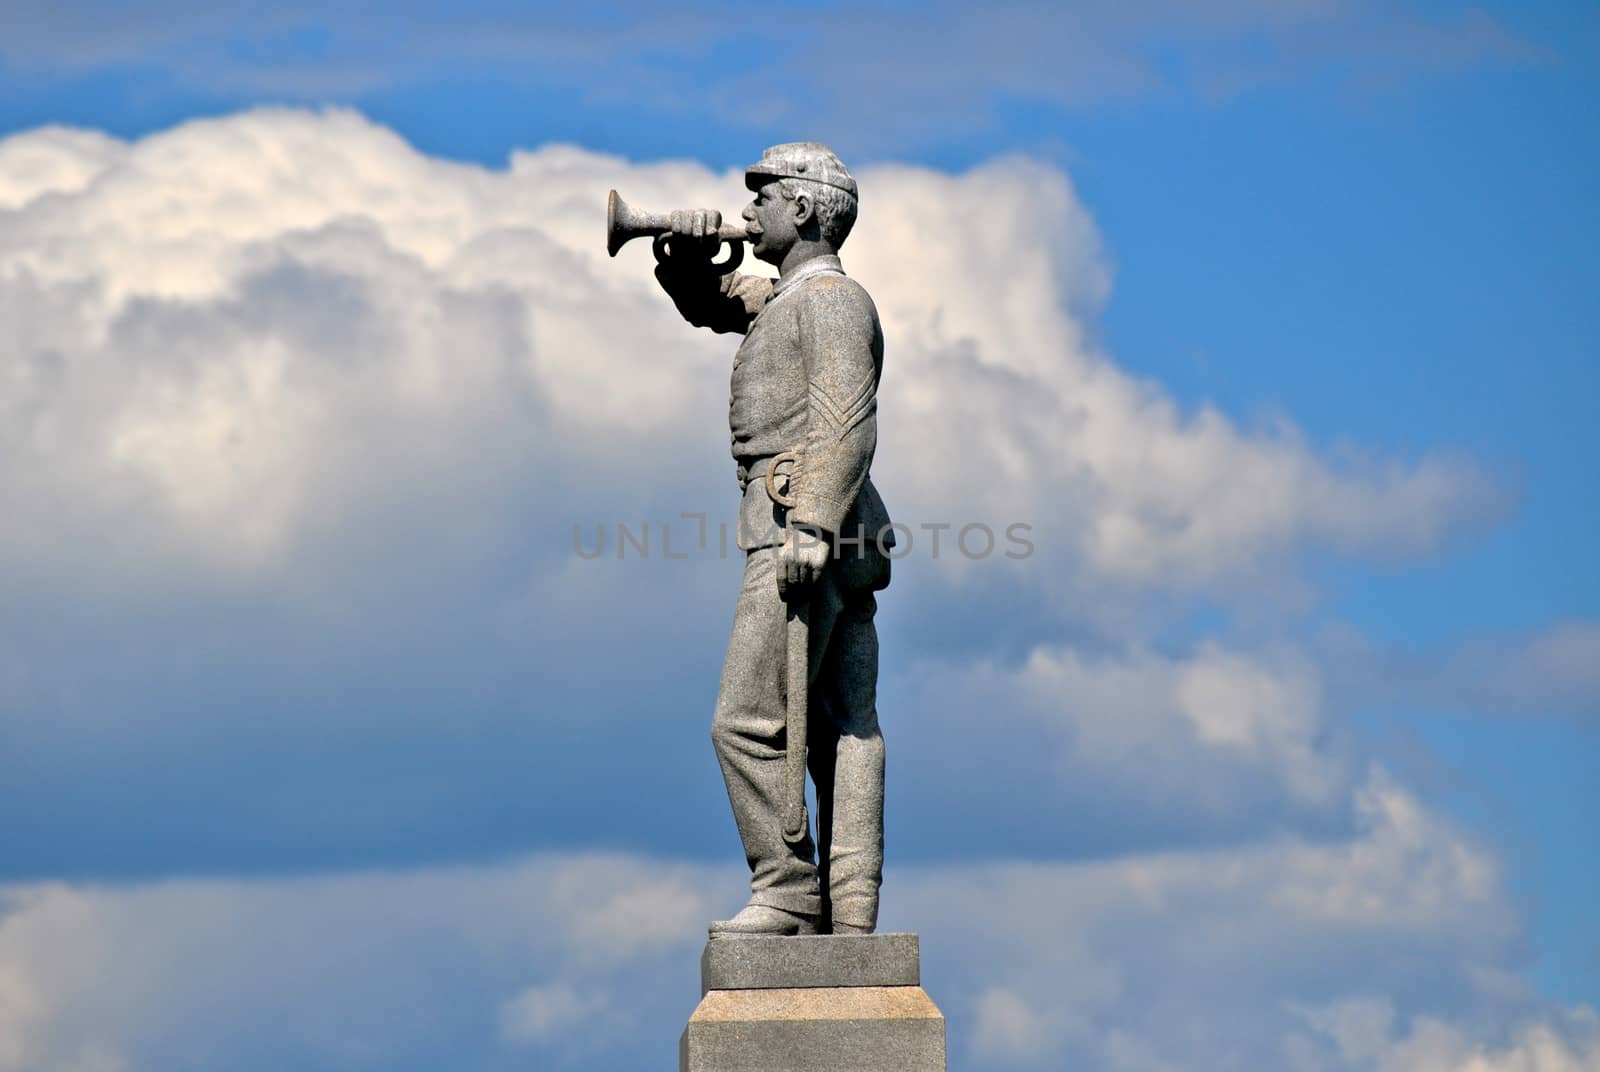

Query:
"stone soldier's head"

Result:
[[741, 142, 858, 266]]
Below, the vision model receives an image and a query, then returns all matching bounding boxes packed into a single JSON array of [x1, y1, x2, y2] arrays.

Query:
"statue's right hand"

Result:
[[668, 208, 724, 259]]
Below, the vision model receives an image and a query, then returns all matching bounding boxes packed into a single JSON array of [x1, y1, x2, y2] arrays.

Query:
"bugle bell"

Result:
[[606, 189, 748, 270]]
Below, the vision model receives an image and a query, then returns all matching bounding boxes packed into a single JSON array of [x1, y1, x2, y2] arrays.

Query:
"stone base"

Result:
[[680, 933, 946, 1072]]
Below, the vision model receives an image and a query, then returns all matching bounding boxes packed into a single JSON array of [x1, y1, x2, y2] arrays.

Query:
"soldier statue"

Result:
[[617, 143, 893, 937]]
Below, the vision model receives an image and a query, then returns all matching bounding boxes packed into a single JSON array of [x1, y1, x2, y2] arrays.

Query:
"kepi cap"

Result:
[[745, 142, 858, 199]]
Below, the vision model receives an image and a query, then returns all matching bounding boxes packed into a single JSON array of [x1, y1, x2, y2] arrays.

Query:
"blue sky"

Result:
[[0, 2, 1596, 1069]]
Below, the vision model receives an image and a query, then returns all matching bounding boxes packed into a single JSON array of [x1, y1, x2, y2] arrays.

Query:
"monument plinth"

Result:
[[680, 934, 947, 1072]]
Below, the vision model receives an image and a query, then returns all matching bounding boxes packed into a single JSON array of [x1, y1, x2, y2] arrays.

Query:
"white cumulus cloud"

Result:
[[0, 107, 1501, 597], [0, 795, 1588, 1071], [0, 106, 1527, 879]]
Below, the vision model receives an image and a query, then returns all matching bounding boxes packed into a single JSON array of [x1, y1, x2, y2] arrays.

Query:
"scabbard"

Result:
[[781, 595, 811, 845]]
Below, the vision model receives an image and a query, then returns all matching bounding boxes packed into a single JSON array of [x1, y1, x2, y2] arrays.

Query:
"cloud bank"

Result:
[[0, 108, 1502, 591], [2, 789, 1596, 1071], [0, 107, 1516, 877]]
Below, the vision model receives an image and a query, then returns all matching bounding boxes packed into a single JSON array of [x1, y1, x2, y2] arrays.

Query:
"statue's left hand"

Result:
[[667, 207, 724, 260], [777, 527, 830, 597]]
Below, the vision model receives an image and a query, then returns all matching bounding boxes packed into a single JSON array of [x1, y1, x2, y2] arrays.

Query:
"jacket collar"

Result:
[[770, 254, 845, 299]]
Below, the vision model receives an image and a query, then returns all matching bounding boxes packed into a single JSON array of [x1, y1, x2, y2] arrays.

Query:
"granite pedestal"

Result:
[[680, 933, 946, 1071]]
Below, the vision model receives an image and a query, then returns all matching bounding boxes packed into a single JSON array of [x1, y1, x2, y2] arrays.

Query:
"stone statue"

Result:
[[611, 146, 946, 1072], [608, 143, 893, 938]]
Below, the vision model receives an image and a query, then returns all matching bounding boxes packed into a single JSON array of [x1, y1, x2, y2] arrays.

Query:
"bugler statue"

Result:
[[608, 142, 893, 938]]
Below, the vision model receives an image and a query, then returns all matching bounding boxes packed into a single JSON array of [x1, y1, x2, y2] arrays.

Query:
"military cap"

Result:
[[745, 142, 858, 199]]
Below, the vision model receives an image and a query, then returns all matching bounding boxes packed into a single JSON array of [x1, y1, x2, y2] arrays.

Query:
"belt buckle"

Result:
[[765, 450, 800, 508]]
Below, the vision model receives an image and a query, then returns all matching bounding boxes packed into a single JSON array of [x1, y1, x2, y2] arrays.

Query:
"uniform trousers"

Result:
[[711, 544, 885, 931]]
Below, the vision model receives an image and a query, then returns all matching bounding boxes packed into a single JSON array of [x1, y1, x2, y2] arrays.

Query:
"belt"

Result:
[[735, 456, 769, 492], [736, 451, 800, 500]]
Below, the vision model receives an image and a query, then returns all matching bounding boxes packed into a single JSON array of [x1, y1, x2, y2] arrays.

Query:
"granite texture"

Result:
[[629, 142, 891, 935], [702, 933, 920, 994], [679, 986, 946, 1072]]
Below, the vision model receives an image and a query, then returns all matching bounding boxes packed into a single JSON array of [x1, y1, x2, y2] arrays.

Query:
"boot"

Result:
[[708, 903, 820, 939]]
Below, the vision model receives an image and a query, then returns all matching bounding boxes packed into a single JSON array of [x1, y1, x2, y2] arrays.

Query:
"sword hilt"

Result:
[[765, 450, 800, 510]]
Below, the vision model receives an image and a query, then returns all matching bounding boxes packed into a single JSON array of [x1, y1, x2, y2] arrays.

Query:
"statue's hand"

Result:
[[653, 207, 743, 330], [667, 208, 724, 260], [777, 526, 830, 598]]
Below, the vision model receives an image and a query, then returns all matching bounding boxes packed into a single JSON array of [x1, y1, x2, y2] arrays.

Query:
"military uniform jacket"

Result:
[[658, 253, 893, 581]]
